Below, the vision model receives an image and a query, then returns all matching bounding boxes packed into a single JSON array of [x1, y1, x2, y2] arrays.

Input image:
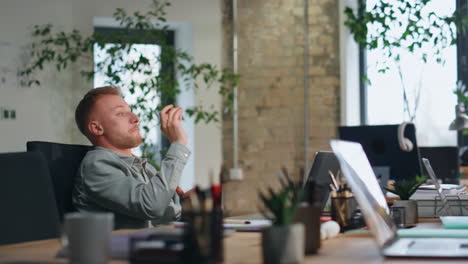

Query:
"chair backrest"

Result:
[[0, 152, 60, 245], [27, 141, 92, 222]]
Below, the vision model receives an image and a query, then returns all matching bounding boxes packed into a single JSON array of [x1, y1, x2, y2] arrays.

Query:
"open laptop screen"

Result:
[[331, 139, 397, 247]]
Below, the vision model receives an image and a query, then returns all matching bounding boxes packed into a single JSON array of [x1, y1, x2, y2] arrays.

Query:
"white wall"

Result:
[[0, 0, 76, 151], [339, 0, 360, 127], [165, 0, 224, 188], [0, 0, 223, 187]]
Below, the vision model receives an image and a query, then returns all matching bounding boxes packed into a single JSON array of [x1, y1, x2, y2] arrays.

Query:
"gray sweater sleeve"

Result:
[[81, 142, 190, 220]]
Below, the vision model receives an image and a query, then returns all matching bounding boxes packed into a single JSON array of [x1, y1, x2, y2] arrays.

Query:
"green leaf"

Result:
[[386, 175, 427, 200], [258, 172, 304, 226]]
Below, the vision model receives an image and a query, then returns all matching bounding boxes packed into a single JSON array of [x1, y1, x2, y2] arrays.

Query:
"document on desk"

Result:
[[410, 184, 466, 200], [57, 228, 183, 259], [223, 219, 272, 232], [398, 228, 468, 238], [172, 219, 272, 232]]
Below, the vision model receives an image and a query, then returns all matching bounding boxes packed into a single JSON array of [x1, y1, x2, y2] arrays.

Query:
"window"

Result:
[[457, 0, 468, 146], [93, 27, 175, 157], [91, 21, 195, 191], [360, 0, 467, 147]]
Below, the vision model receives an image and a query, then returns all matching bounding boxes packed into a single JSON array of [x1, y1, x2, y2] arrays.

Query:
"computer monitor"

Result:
[[302, 151, 340, 210], [338, 124, 422, 181], [419, 146, 459, 184]]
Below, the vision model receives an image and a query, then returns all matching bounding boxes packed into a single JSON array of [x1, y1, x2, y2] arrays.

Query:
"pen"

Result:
[[224, 220, 251, 224], [189, 187, 200, 212], [195, 186, 205, 212], [181, 194, 193, 211], [328, 170, 340, 191], [210, 168, 222, 208]]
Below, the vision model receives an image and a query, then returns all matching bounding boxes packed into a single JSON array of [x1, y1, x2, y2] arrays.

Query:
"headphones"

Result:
[[398, 122, 414, 152]]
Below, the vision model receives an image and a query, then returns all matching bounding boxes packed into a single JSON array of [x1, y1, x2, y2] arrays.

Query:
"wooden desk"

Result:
[[1, 222, 468, 264]]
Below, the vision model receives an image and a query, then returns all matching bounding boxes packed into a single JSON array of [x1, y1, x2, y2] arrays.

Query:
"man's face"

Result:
[[89, 94, 142, 149]]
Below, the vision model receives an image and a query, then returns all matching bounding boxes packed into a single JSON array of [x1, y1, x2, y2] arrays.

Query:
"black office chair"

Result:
[[27, 141, 92, 222], [0, 152, 60, 245]]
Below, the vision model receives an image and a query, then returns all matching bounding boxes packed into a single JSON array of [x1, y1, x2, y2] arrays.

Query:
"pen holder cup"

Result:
[[294, 205, 321, 254], [182, 209, 223, 264], [390, 206, 406, 228], [331, 197, 357, 231]]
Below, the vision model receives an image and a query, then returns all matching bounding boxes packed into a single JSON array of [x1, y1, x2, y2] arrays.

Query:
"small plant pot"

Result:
[[262, 223, 305, 264], [294, 205, 321, 254], [393, 200, 418, 226]]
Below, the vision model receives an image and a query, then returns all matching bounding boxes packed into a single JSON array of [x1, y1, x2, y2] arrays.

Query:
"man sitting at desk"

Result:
[[72, 86, 190, 229]]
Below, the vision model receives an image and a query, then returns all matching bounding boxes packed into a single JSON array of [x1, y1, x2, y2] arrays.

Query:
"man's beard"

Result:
[[114, 132, 143, 150]]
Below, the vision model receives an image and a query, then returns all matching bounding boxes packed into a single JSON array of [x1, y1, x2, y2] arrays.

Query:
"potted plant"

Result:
[[259, 170, 305, 264], [385, 175, 426, 226]]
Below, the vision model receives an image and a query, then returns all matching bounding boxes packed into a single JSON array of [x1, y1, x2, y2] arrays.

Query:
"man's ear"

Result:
[[88, 121, 104, 136]]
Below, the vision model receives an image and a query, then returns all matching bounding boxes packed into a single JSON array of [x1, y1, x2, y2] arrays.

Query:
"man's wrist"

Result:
[[174, 140, 187, 146], [166, 142, 191, 163]]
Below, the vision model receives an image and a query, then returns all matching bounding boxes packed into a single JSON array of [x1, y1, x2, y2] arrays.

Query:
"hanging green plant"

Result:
[[343, 0, 467, 121], [344, 0, 467, 70], [19, 0, 239, 165]]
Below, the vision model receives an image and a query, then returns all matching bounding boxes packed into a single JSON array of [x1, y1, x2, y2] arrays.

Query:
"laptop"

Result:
[[302, 151, 340, 210], [330, 139, 468, 258]]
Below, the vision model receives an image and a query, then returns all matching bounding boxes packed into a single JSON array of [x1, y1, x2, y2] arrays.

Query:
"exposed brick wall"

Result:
[[221, 0, 340, 216]]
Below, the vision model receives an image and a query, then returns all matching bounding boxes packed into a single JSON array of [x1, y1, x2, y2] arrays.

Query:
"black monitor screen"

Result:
[[303, 151, 340, 210], [338, 124, 422, 181], [419, 146, 459, 184]]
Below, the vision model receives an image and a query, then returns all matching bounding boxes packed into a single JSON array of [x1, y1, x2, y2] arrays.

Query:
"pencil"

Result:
[[328, 170, 340, 191], [224, 220, 251, 224]]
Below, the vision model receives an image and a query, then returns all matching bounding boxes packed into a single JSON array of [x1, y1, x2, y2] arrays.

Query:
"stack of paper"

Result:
[[410, 184, 466, 200], [408, 184, 468, 217], [223, 219, 272, 231]]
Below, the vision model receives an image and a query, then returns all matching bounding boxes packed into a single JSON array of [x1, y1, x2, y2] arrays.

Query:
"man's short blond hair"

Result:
[[75, 86, 121, 139]]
